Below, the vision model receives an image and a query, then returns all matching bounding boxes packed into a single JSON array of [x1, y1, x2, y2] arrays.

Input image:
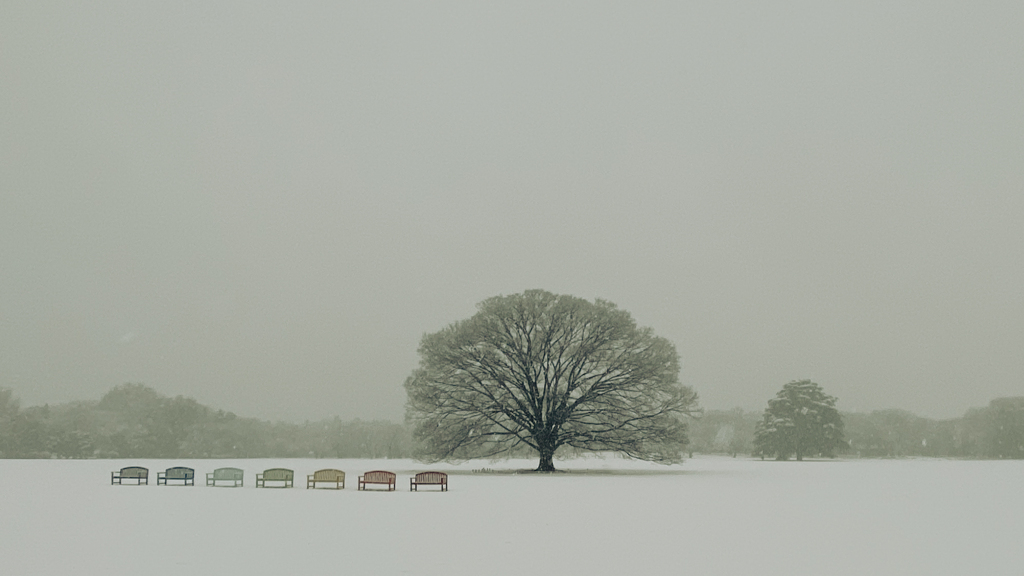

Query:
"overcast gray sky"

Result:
[[2, 1, 1022, 422]]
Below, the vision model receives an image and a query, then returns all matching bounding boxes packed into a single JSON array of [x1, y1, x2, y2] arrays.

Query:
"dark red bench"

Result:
[[410, 471, 448, 491]]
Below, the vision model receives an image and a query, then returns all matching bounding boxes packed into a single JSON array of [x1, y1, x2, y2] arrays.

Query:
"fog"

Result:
[[2, 1, 1022, 422]]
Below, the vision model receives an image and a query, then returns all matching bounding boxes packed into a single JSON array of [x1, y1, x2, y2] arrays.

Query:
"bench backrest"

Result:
[[414, 471, 447, 483], [119, 466, 148, 478], [362, 470, 395, 483], [213, 467, 243, 480], [312, 469, 345, 481], [262, 468, 294, 481], [164, 467, 194, 479]]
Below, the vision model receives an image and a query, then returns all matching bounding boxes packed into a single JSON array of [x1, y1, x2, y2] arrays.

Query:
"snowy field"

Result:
[[1, 456, 1021, 576]]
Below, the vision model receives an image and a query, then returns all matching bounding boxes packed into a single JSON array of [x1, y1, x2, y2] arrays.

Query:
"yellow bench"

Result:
[[307, 468, 345, 489]]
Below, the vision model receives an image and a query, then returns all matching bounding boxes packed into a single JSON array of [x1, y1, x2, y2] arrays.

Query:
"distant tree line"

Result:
[[1, 384, 1022, 460], [688, 397, 1024, 459], [0, 384, 412, 459]]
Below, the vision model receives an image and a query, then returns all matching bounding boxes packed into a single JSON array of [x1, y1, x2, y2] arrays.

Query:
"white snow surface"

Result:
[[2, 456, 1021, 575]]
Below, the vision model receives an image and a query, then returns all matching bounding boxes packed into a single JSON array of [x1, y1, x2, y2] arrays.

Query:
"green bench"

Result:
[[256, 468, 294, 488]]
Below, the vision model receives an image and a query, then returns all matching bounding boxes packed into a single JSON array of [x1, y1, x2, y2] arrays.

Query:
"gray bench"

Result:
[[307, 468, 345, 489], [256, 468, 294, 488], [111, 466, 148, 485], [206, 467, 244, 487], [158, 466, 195, 486]]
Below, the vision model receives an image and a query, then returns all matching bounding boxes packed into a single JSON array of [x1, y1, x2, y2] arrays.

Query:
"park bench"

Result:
[[206, 467, 244, 487], [410, 471, 448, 491], [307, 468, 345, 489], [358, 470, 396, 491], [256, 468, 294, 488], [157, 466, 195, 486], [111, 466, 148, 485]]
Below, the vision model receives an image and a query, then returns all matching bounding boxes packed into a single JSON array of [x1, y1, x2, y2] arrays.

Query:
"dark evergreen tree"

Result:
[[753, 380, 845, 461]]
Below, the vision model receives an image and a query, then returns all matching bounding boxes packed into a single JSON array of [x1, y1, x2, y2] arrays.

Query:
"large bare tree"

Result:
[[404, 290, 700, 471]]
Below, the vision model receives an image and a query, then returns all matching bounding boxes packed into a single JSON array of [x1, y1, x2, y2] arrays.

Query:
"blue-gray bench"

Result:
[[112, 466, 148, 485]]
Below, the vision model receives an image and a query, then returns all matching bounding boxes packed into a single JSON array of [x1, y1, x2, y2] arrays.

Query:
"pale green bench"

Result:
[[207, 467, 244, 487], [256, 468, 294, 488]]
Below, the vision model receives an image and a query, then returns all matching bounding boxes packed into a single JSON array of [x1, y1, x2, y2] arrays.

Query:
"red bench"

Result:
[[358, 470, 396, 491], [410, 471, 448, 491]]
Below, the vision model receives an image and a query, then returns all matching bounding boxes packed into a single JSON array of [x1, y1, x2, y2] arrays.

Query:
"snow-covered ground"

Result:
[[1, 456, 1020, 575]]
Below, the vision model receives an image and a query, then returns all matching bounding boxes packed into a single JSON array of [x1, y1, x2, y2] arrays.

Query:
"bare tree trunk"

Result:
[[536, 447, 556, 471]]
